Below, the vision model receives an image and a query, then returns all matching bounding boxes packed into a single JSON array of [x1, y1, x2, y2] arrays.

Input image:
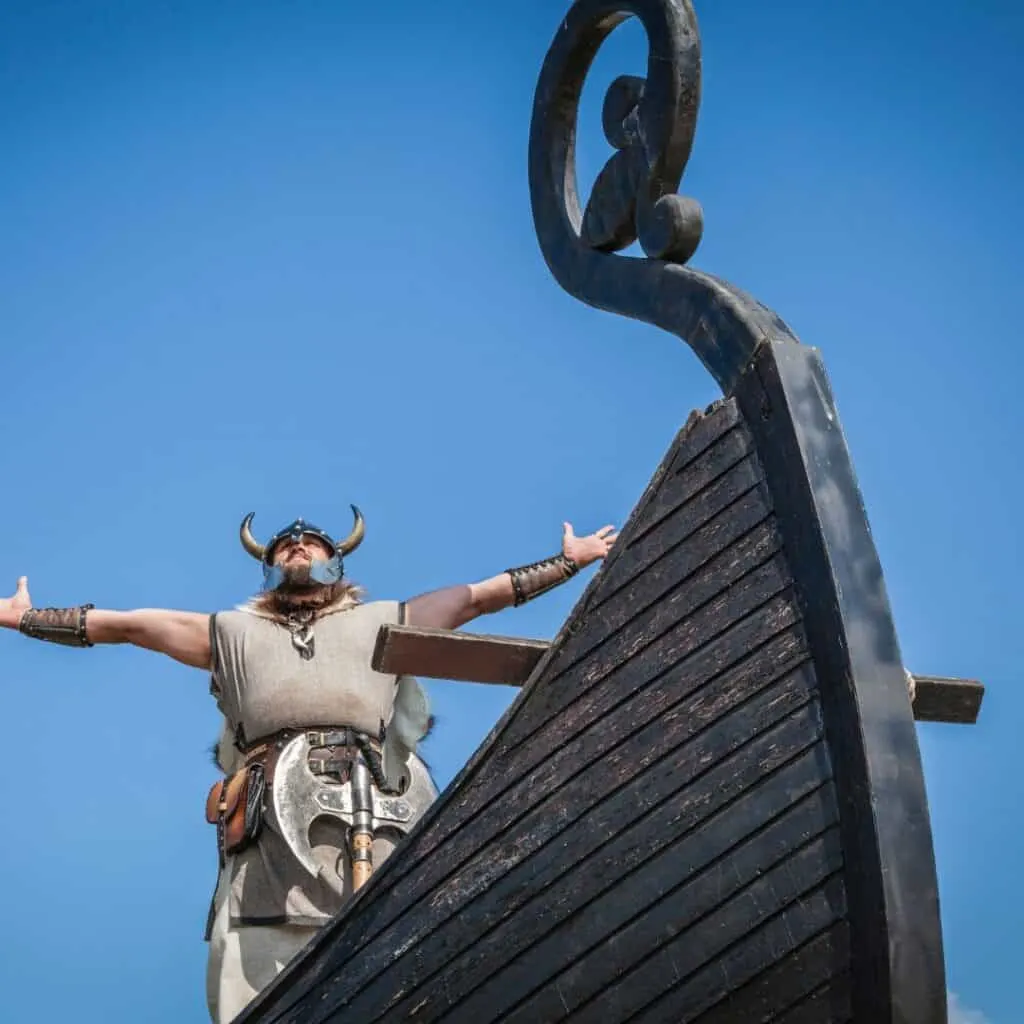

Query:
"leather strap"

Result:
[[19, 605, 95, 647], [236, 725, 382, 786], [506, 553, 579, 606]]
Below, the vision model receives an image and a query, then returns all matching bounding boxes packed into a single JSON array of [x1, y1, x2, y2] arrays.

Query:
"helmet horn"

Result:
[[337, 505, 365, 556], [239, 513, 266, 562]]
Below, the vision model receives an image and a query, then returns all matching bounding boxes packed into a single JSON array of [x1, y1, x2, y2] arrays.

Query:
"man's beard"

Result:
[[279, 562, 317, 589], [252, 573, 361, 619]]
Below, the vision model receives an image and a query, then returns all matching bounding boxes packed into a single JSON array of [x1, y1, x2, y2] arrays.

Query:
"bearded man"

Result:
[[0, 506, 617, 1023]]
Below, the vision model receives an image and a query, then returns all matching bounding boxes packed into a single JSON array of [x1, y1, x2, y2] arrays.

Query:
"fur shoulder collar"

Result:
[[235, 592, 362, 623]]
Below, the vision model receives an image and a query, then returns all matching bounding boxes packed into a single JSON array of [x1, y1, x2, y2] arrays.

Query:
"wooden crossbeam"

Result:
[[373, 624, 985, 725], [373, 624, 549, 685], [909, 675, 985, 724]]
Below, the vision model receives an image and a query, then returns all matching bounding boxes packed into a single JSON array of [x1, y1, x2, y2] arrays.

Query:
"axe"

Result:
[[271, 733, 438, 882]]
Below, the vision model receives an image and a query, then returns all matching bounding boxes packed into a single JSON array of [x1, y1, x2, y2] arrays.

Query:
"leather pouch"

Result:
[[206, 763, 265, 855]]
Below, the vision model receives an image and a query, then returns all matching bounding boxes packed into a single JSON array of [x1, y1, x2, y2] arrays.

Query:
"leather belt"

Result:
[[306, 727, 382, 754], [240, 726, 383, 784]]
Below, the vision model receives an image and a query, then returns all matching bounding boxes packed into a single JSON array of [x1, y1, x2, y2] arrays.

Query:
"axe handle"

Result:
[[350, 758, 375, 891], [352, 832, 374, 891]]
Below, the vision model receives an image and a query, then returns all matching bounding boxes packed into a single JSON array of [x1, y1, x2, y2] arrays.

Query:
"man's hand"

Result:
[[562, 522, 618, 568], [0, 576, 32, 628], [2, 575, 211, 670], [406, 520, 620, 631]]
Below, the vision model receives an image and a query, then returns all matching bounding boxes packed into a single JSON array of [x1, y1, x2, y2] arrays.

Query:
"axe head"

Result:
[[271, 732, 439, 878]]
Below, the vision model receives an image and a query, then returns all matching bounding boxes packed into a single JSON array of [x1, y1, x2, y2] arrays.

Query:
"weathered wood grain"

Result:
[[596, 455, 769, 603], [574, 492, 777, 644], [368, 563, 799, 920], [305, 577, 806, 1015], [491, 763, 840, 1024], [504, 549, 793, 749], [666, 400, 743, 472], [911, 675, 984, 724], [691, 922, 851, 1024], [311, 636, 818, 1019], [772, 972, 853, 1024], [629, 425, 756, 539], [359, 695, 831, 1023], [578, 849, 846, 1022]]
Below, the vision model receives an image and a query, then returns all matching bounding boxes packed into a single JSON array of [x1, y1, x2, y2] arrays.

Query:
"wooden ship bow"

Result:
[[239, 2, 981, 1021]]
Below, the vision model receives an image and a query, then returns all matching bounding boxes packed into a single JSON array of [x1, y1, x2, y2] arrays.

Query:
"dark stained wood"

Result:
[[774, 973, 853, 1024], [911, 675, 984, 724], [502, 548, 792, 749], [495, 762, 840, 1024], [526, 0, 954, 1008], [367, 550, 793, 908], [735, 346, 946, 1022], [595, 453, 771, 606], [399, 589, 800, 917], [628, 427, 758, 540], [528, 4, 952, 1012], [583, 851, 847, 1023], [357, 676, 828, 1023], [373, 624, 985, 725], [324, 593, 809, 1014], [691, 922, 851, 1024], [528, 0, 770, 392], [670, 399, 742, 466]]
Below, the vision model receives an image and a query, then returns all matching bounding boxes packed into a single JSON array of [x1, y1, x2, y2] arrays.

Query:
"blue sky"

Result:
[[0, 1, 1020, 1021]]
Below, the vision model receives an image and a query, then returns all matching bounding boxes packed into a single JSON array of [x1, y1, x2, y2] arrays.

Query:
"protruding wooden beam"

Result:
[[373, 624, 985, 724], [373, 623, 549, 686], [909, 675, 985, 725]]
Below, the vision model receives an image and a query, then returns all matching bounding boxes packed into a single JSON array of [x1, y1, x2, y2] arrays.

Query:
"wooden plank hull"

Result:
[[238, 341, 940, 1022]]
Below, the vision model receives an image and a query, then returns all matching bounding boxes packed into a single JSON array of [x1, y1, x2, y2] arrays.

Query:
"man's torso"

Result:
[[209, 599, 407, 926]]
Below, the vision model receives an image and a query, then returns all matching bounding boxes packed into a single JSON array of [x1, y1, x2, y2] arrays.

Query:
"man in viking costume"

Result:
[[0, 506, 617, 1022]]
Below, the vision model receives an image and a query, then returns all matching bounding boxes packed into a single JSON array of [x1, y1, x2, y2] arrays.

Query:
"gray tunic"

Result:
[[210, 600, 406, 926]]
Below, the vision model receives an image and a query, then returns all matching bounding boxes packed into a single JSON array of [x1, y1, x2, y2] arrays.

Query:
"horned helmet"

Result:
[[239, 507, 365, 590]]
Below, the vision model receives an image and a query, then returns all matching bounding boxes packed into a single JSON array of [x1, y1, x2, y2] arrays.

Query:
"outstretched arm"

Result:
[[0, 576, 211, 669], [405, 522, 617, 631]]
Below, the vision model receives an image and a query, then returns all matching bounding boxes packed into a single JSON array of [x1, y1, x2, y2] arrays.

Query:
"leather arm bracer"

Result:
[[506, 554, 579, 606], [19, 605, 95, 647]]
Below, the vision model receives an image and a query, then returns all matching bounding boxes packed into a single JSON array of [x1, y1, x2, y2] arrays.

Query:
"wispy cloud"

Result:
[[949, 991, 992, 1024]]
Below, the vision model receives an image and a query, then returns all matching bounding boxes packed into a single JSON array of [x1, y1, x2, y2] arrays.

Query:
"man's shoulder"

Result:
[[212, 607, 272, 632], [213, 599, 401, 622], [322, 598, 403, 622], [213, 607, 255, 621]]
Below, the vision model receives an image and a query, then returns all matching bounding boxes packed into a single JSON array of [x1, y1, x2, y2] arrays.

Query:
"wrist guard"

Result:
[[506, 554, 579, 606], [19, 605, 95, 647]]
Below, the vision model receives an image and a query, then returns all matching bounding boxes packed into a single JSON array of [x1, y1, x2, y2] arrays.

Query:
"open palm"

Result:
[[0, 577, 32, 616], [562, 523, 618, 568]]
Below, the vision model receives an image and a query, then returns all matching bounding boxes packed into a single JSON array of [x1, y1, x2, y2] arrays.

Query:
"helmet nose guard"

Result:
[[239, 507, 365, 590]]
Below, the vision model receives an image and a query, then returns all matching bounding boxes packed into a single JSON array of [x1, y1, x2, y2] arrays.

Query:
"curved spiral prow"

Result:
[[529, 4, 949, 1022], [528, 0, 798, 392]]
